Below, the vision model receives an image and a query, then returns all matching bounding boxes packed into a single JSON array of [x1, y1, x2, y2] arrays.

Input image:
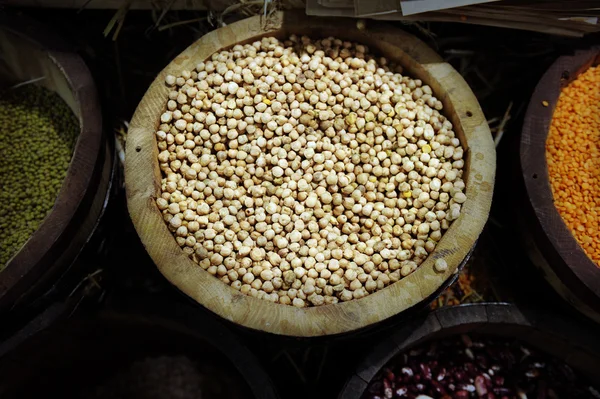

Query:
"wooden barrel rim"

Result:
[[338, 303, 600, 398], [520, 48, 600, 318], [125, 12, 495, 337], [0, 13, 104, 307], [103, 297, 280, 399]]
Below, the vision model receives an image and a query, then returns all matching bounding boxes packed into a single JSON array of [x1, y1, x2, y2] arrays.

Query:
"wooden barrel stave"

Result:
[[339, 303, 600, 399], [519, 48, 600, 323], [0, 13, 113, 312]]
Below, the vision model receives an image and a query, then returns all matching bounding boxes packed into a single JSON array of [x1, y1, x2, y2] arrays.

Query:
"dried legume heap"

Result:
[[0, 85, 79, 268], [85, 355, 248, 399], [156, 35, 467, 307], [365, 334, 597, 399], [547, 65, 600, 267]]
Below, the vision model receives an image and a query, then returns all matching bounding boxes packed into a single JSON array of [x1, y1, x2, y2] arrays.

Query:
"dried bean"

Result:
[[402, 367, 415, 378], [454, 371, 467, 383], [436, 368, 447, 382], [456, 383, 476, 393], [364, 334, 598, 399], [431, 380, 448, 395], [384, 369, 396, 382], [475, 376, 488, 396], [420, 363, 432, 380], [454, 391, 469, 399], [383, 378, 392, 391]]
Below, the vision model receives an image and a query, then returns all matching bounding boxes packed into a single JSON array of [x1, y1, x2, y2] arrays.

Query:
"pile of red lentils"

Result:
[[546, 65, 600, 267]]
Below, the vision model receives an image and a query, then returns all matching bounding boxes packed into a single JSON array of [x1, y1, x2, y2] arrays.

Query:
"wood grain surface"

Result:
[[338, 303, 600, 399], [1, 0, 208, 9], [126, 12, 495, 337], [0, 14, 110, 311], [520, 48, 600, 323]]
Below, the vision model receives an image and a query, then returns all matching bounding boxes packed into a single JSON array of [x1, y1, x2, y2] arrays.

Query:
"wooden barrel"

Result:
[[339, 303, 600, 398], [519, 49, 600, 323], [0, 14, 114, 311], [126, 12, 495, 337], [0, 296, 279, 399]]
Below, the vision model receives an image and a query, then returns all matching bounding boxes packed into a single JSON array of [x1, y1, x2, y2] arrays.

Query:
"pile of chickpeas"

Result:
[[155, 35, 466, 307]]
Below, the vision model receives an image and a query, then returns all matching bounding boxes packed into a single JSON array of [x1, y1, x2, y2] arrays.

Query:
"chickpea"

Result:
[[155, 35, 466, 307]]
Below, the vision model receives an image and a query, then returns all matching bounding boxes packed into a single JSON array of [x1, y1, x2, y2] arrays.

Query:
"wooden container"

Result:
[[339, 303, 600, 398], [0, 14, 113, 311], [126, 12, 496, 337], [0, 296, 279, 399], [520, 48, 600, 323]]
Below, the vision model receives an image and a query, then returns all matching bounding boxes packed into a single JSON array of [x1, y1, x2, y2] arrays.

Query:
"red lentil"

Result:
[[546, 65, 600, 267]]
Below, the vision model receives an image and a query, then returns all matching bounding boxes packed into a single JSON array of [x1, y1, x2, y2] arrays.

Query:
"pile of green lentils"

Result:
[[0, 85, 79, 268]]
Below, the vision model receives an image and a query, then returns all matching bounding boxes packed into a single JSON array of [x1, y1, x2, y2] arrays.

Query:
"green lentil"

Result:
[[0, 85, 79, 268]]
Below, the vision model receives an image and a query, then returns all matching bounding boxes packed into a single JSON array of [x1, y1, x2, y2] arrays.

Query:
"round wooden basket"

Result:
[[0, 296, 279, 399], [520, 48, 600, 323], [126, 12, 496, 337], [0, 14, 113, 311], [339, 303, 600, 398]]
